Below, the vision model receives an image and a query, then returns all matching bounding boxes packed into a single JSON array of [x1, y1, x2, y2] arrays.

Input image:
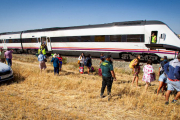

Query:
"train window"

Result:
[[31, 38, 38, 43], [127, 35, 144, 42], [13, 39, 21, 43], [81, 36, 91, 42], [51, 37, 68, 42], [22, 38, 38, 43], [6, 39, 13, 43], [0, 40, 2, 43], [110, 35, 121, 42], [95, 36, 105, 42], [68, 36, 81, 42]]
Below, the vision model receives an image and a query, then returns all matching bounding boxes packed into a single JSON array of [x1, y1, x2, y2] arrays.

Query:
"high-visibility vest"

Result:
[[152, 36, 157, 43], [38, 48, 46, 55]]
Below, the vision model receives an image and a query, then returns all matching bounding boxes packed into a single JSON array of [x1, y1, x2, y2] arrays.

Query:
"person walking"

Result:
[[51, 54, 60, 75], [4, 49, 13, 67], [38, 51, 47, 72], [157, 56, 168, 95], [100, 55, 116, 100], [0, 48, 6, 63], [131, 55, 141, 87], [142, 59, 155, 92], [164, 54, 180, 105]]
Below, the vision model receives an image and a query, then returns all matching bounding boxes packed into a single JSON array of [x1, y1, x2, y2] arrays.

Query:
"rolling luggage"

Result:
[[79, 67, 84, 74]]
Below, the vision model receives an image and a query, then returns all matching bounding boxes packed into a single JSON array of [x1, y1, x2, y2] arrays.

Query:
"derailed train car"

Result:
[[0, 20, 179, 61]]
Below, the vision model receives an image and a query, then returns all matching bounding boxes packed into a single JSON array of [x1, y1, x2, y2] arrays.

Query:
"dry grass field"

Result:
[[0, 54, 180, 120]]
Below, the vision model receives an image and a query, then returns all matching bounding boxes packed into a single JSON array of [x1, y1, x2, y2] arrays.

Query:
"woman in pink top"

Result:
[[142, 59, 155, 92]]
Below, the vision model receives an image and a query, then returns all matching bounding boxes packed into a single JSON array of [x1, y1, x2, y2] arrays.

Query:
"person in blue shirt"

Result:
[[100, 54, 116, 100], [51, 53, 60, 75], [164, 54, 180, 105], [38, 51, 47, 72]]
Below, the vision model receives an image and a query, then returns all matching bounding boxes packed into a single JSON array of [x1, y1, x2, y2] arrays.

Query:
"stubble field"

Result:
[[0, 54, 179, 120]]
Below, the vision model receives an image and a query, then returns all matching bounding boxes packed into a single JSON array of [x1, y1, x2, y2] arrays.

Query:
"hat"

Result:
[[53, 53, 57, 58], [106, 54, 111, 58]]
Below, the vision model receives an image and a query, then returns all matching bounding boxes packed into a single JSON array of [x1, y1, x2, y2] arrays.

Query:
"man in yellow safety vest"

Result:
[[38, 44, 46, 55], [151, 33, 157, 43]]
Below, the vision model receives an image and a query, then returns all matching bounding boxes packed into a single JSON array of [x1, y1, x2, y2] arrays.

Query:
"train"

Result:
[[0, 20, 180, 61]]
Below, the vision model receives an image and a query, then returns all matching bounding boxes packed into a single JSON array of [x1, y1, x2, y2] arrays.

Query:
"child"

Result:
[[51, 53, 60, 75], [57, 54, 63, 71], [142, 59, 155, 92], [131, 55, 141, 87]]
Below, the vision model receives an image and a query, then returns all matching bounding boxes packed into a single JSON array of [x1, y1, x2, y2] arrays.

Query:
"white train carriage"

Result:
[[0, 32, 22, 53], [0, 20, 179, 61]]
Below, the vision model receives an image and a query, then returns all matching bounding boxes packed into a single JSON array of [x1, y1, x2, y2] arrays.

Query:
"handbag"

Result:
[[43, 59, 47, 62]]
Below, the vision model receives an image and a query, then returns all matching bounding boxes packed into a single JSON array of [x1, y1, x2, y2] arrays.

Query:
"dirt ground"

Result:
[[0, 54, 179, 120]]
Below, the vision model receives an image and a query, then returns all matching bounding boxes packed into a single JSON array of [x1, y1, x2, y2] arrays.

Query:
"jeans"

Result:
[[6, 58, 12, 67], [54, 67, 59, 75], [101, 76, 113, 95]]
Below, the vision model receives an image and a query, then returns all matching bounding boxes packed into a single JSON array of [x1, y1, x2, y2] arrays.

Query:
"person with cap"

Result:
[[157, 56, 168, 95], [100, 54, 116, 100], [164, 54, 180, 105], [51, 53, 60, 75]]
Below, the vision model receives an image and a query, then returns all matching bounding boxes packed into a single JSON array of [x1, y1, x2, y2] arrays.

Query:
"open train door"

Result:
[[40, 36, 50, 51], [3, 39, 7, 50], [46, 37, 52, 51]]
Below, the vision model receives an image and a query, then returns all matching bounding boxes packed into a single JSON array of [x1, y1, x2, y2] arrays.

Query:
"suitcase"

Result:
[[79, 67, 84, 74], [98, 68, 102, 76]]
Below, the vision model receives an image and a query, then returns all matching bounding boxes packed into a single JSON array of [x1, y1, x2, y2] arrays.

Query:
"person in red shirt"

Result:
[[57, 54, 63, 71]]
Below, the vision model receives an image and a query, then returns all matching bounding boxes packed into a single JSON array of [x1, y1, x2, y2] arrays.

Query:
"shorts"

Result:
[[167, 78, 180, 91], [87, 63, 92, 68], [158, 73, 167, 83]]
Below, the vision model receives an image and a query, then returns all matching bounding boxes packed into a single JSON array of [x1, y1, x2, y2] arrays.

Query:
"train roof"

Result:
[[0, 20, 165, 35]]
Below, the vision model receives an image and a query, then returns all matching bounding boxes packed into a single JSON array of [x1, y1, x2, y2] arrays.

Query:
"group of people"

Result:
[[0, 48, 13, 67], [37, 52, 63, 75], [78, 53, 92, 74], [130, 54, 180, 105], [78, 52, 116, 100]]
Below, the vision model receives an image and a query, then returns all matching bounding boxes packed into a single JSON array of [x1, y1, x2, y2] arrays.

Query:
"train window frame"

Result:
[[126, 34, 144, 42], [22, 38, 38, 43], [109, 35, 122, 42]]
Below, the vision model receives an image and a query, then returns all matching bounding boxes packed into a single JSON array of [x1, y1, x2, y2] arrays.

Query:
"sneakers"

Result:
[[172, 99, 177, 103], [165, 101, 169, 105], [108, 95, 111, 101]]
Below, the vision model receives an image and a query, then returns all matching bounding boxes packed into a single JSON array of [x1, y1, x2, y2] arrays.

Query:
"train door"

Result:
[[151, 31, 158, 44], [40, 36, 52, 51], [3, 39, 7, 49]]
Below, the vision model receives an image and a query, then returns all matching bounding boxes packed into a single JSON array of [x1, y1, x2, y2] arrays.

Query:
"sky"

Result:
[[0, 0, 180, 34]]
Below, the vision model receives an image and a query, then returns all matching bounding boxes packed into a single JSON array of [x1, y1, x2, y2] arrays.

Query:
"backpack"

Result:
[[129, 59, 138, 69], [90, 66, 95, 72]]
